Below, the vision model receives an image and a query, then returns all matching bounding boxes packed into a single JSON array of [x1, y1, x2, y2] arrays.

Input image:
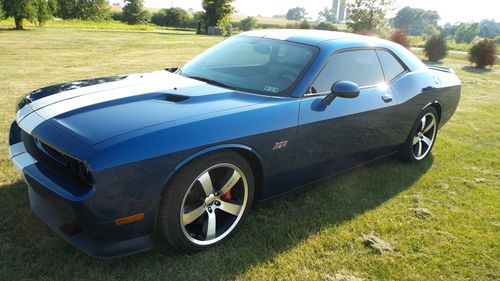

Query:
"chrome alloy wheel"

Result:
[[412, 112, 437, 160], [180, 163, 248, 246]]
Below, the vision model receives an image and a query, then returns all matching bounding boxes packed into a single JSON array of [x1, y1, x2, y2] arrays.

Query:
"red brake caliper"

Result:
[[222, 190, 232, 201]]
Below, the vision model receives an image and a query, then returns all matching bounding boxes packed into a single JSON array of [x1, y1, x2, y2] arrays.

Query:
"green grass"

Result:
[[0, 28, 499, 281]]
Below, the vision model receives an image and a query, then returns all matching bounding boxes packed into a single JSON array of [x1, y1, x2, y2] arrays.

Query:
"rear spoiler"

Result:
[[427, 65, 455, 74]]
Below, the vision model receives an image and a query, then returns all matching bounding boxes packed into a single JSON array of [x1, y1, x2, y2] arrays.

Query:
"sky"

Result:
[[136, 0, 500, 24]]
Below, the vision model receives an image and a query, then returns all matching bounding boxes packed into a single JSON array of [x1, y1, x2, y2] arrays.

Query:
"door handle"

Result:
[[381, 94, 393, 103]]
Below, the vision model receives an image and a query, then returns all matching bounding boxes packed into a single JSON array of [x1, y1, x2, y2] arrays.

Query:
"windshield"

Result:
[[180, 36, 318, 96]]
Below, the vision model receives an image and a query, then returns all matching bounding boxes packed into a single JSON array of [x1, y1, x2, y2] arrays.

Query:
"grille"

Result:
[[22, 130, 94, 189]]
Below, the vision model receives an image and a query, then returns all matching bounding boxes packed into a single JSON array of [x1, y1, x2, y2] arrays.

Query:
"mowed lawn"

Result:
[[0, 28, 498, 281]]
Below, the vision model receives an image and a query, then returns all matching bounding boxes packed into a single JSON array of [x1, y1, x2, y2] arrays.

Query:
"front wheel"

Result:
[[399, 107, 439, 162], [158, 151, 254, 253]]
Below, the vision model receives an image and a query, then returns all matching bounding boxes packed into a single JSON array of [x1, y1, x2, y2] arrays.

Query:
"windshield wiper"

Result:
[[186, 75, 238, 91]]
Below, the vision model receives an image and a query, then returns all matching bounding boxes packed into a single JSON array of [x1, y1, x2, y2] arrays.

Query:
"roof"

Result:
[[237, 29, 365, 46]]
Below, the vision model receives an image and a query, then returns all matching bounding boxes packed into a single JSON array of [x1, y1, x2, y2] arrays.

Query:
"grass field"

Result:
[[0, 28, 499, 280]]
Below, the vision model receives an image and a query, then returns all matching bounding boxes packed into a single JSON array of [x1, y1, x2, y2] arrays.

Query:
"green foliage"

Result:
[[442, 22, 459, 36], [314, 21, 338, 31], [1, 0, 37, 29], [202, 0, 234, 35], [454, 23, 480, 44], [151, 8, 191, 28], [468, 38, 497, 68], [495, 36, 500, 45], [47, 0, 56, 14], [479, 19, 500, 38], [35, 0, 52, 26], [238, 16, 257, 31], [55, 0, 110, 21], [286, 7, 306, 21], [122, 0, 149, 25], [424, 32, 448, 62], [318, 7, 337, 23], [0, 0, 5, 19], [392, 6, 440, 35], [347, 0, 393, 34], [298, 20, 311, 29], [389, 29, 410, 49], [422, 23, 439, 39]]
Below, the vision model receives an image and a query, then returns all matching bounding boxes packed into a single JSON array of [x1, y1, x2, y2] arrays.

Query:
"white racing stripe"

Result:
[[10, 142, 38, 173], [16, 71, 203, 134], [9, 142, 26, 158]]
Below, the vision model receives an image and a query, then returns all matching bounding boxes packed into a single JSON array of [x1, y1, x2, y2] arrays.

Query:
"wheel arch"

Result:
[[164, 144, 264, 205], [422, 101, 442, 123]]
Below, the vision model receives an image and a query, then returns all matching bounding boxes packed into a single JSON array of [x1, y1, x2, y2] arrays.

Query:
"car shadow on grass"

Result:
[[0, 156, 433, 280]]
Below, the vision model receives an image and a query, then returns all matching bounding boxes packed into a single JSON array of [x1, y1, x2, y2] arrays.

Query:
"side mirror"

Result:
[[320, 81, 360, 107]]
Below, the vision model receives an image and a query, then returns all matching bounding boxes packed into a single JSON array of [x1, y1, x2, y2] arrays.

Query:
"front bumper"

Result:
[[9, 122, 154, 259]]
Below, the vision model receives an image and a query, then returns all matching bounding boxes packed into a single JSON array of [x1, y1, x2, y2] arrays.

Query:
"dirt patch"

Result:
[[361, 232, 396, 254], [410, 207, 433, 218]]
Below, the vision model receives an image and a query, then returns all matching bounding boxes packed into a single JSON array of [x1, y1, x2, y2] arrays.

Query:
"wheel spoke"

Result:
[[417, 141, 423, 156], [198, 171, 214, 196], [205, 211, 217, 240], [422, 135, 432, 146], [412, 136, 419, 145], [423, 119, 435, 133], [420, 116, 427, 131], [183, 205, 205, 225], [218, 170, 241, 195], [219, 201, 242, 216]]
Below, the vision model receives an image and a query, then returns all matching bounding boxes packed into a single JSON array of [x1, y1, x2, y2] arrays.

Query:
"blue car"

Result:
[[9, 30, 461, 258]]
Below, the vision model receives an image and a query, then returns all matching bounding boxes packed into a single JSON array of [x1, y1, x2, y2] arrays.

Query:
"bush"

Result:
[[298, 20, 311, 29], [495, 36, 500, 45], [238, 16, 257, 31], [468, 39, 497, 68], [151, 7, 191, 28], [424, 33, 448, 62], [389, 29, 410, 49], [314, 21, 338, 31]]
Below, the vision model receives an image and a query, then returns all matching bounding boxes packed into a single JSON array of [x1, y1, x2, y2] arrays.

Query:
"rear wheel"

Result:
[[158, 151, 254, 253], [399, 107, 439, 162]]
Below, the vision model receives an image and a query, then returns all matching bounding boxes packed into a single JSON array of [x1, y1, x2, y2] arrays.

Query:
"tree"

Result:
[[424, 32, 448, 62], [392, 6, 440, 35], [347, 0, 393, 34], [422, 23, 439, 39], [202, 0, 234, 34], [151, 8, 191, 27], [286, 7, 306, 21], [238, 16, 257, 31], [56, 0, 110, 21], [454, 23, 480, 44], [0, 0, 5, 19], [122, 0, 149, 25], [47, 0, 56, 14], [468, 39, 497, 68], [443, 22, 460, 37], [318, 7, 337, 23], [35, 0, 52, 26], [479, 19, 500, 38], [2, 0, 37, 29]]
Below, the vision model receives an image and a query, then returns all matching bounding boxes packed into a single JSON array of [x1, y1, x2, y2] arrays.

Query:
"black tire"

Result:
[[158, 150, 254, 253], [398, 107, 439, 163]]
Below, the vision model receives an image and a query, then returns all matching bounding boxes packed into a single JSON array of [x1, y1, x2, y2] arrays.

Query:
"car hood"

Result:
[[17, 71, 269, 145]]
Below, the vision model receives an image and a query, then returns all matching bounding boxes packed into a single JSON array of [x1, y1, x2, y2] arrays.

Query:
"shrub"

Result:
[[238, 16, 257, 31], [298, 20, 311, 29], [495, 36, 500, 45], [314, 21, 338, 31], [468, 39, 497, 68], [151, 7, 191, 28], [424, 33, 448, 62], [389, 29, 410, 49]]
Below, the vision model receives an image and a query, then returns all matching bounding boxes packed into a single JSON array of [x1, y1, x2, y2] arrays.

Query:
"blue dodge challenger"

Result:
[[9, 30, 460, 258]]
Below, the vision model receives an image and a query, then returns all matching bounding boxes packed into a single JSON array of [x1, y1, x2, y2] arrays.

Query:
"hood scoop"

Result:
[[165, 93, 189, 103]]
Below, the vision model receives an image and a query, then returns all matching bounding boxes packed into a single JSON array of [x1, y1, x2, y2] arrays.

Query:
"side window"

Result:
[[376, 50, 406, 82], [311, 50, 384, 93]]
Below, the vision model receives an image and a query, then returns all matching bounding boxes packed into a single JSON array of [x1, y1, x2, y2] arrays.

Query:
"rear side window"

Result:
[[376, 50, 406, 82], [311, 50, 384, 93]]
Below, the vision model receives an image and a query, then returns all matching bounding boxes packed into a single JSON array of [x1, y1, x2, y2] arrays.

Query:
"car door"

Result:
[[292, 49, 403, 185]]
